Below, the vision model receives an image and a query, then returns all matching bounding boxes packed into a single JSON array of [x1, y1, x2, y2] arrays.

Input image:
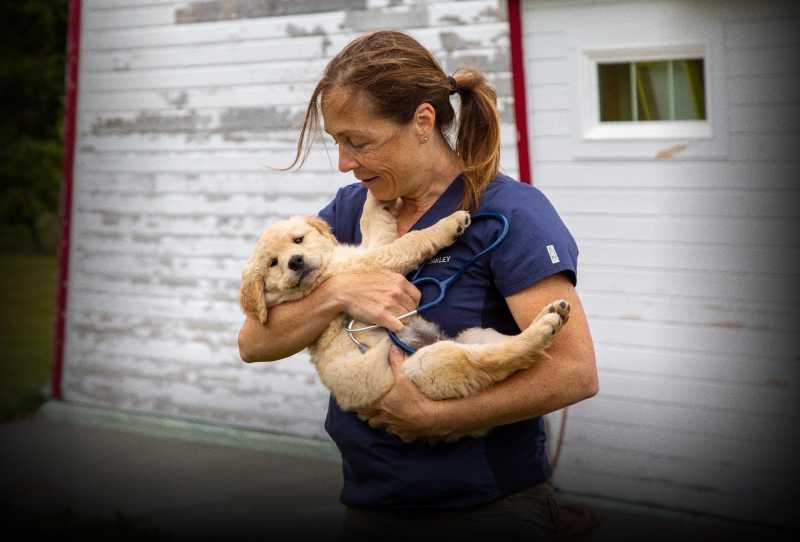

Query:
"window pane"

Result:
[[673, 58, 706, 120], [635, 61, 670, 121], [598, 63, 632, 121]]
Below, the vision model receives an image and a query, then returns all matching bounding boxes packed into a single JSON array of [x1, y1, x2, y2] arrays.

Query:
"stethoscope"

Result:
[[344, 212, 510, 355]]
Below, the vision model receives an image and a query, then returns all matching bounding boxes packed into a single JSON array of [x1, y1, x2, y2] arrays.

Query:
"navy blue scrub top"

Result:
[[317, 173, 579, 509]]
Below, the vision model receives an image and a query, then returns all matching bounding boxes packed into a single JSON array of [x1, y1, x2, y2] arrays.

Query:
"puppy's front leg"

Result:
[[403, 300, 571, 400], [349, 210, 471, 275], [360, 193, 401, 249]]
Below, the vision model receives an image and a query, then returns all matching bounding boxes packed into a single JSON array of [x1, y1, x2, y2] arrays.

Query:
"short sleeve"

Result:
[[488, 185, 579, 296], [317, 193, 337, 236]]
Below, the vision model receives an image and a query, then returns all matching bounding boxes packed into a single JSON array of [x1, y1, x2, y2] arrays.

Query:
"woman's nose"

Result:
[[337, 145, 358, 173]]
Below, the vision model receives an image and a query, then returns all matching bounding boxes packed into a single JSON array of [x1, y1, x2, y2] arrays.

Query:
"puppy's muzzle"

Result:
[[288, 254, 305, 272]]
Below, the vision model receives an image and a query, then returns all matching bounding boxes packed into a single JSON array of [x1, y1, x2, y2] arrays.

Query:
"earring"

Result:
[[422, 136, 429, 143]]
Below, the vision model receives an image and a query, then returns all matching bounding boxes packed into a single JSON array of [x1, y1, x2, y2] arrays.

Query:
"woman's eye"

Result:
[[270, 257, 278, 267], [293, 236, 304, 244]]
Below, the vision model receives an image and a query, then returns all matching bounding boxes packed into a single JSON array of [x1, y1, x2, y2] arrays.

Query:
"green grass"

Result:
[[0, 251, 58, 421]]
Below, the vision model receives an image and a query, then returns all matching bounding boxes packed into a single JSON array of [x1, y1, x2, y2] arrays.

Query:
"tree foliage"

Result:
[[0, 1, 68, 252]]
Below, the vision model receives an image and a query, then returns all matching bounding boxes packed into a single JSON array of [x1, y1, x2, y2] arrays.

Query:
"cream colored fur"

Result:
[[240, 193, 570, 438]]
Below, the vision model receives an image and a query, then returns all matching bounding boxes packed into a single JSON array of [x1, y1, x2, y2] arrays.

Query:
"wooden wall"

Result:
[[65, 0, 519, 438], [524, 0, 799, 524]]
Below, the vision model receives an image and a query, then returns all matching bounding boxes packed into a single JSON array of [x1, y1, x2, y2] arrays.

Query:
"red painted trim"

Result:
[[507, 0, 532, 185], [52, 0, 81, 400]]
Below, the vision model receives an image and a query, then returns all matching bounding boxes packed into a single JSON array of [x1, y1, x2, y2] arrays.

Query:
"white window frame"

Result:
[[579, 43, 710, 141]]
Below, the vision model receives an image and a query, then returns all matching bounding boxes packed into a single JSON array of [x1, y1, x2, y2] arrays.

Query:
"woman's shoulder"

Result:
[[317, 182, 368, 244], [479, 173, 559, 218], [480, 175, 579, 290]]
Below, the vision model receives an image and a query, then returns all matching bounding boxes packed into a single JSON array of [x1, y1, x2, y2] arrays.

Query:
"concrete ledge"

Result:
[[40, 400, 340, 464]]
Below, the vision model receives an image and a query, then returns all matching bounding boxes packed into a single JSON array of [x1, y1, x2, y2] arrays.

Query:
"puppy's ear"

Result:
[[240, 268, 269, 324], [305, 216, 336, 242]]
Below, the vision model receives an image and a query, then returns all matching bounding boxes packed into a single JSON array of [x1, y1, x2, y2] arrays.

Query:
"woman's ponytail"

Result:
[[452, 69, 501, 211]]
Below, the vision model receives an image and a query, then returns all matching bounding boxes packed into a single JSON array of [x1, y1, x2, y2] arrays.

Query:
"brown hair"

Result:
[[286, 30, 501, 211]]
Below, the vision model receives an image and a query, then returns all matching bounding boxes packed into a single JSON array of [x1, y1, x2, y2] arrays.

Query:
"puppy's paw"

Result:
[[545, 299, 571, 327], [524, 299, 570, 349], [453, 210, 471, 235], [441, 211, 471, 242]]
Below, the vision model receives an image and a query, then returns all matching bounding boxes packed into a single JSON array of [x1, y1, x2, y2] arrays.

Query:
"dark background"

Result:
[[1, 0, 67, 425], [1, 0, 67, 254]]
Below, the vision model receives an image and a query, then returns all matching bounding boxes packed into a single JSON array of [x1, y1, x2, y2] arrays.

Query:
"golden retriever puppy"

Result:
[[240, 194, 570, 437]]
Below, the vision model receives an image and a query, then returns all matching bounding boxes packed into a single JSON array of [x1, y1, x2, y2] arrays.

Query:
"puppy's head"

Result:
[[240, 216, 336, 323]]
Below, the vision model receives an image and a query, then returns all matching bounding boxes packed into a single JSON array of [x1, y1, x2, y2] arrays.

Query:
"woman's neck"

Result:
[[399, 151, 462, 218]]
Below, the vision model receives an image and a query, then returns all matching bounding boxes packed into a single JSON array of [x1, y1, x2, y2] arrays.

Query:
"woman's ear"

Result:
[[240, 268, 269, 324], [413, 102, 436, 139], [305, 216, 336, 242]]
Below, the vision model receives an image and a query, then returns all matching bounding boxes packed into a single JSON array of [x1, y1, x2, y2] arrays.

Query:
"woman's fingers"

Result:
[[376, 311, 404, 333], [336, 271, 421, 328], [404, 282, 422, 306]]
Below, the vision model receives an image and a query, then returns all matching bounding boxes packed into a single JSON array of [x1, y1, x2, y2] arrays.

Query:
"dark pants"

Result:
[[337, 481, 560, 542]]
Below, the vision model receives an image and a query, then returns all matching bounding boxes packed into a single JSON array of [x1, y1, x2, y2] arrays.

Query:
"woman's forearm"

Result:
[[238, 279, 343, 363], [430, 353, 597, 437], [430, 274, 599, 437], [239, 269, 422, 363]]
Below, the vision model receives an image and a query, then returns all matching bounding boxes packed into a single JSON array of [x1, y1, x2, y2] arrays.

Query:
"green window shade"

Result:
[[599, 63, 632, 121], [599, 59, 705, 122]]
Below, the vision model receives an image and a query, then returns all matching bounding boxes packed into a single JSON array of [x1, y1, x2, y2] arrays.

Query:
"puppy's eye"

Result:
[[293, 236, 304, 244], [270, 257, 278, 267]]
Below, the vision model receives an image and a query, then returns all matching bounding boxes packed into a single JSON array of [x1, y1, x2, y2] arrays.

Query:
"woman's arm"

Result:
[[238, 270, 422, 363], [238, 277, 343, 363], [361, 273, 598, 441]]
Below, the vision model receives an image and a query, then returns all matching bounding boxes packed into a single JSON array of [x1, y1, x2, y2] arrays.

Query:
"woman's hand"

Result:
[[357, 345, 450, 443], [328, 271, 421, 333]]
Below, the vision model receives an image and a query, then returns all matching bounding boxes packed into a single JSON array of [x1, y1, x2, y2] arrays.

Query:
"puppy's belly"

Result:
[[454, 327, 511, 345], [396, 317, 509, 348]]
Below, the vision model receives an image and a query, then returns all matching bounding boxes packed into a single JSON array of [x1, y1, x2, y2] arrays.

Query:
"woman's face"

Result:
[[321, 85, 425, 201]]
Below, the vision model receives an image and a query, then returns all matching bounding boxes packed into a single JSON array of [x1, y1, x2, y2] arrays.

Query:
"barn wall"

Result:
[[524, 0, 800, 523], [65, 0, 519, 438]]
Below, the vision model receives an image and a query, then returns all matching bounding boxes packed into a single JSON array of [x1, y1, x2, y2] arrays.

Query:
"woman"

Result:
[[238, 31, 598, 540]]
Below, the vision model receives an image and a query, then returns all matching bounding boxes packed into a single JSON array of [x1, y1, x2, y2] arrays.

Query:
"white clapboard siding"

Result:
[[77, 125, 520, 152], [73, 145, 519, 176], [81, 24, 509, 72], [82, 0, 506, 31], [83, 66, 513, 93], [65, 0, 520, 453], [525, 0, 800, 524]]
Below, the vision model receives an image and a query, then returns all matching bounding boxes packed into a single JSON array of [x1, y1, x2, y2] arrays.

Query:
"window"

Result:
[[578, 44, 714, 142], [598, 59, 706, 122]]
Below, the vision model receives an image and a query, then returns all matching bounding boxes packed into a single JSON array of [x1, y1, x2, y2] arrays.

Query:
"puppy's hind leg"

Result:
[[402, 300, 571, 400]]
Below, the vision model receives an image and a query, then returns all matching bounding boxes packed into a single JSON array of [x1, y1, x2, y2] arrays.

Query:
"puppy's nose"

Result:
[[288, 255, 305, 272]]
